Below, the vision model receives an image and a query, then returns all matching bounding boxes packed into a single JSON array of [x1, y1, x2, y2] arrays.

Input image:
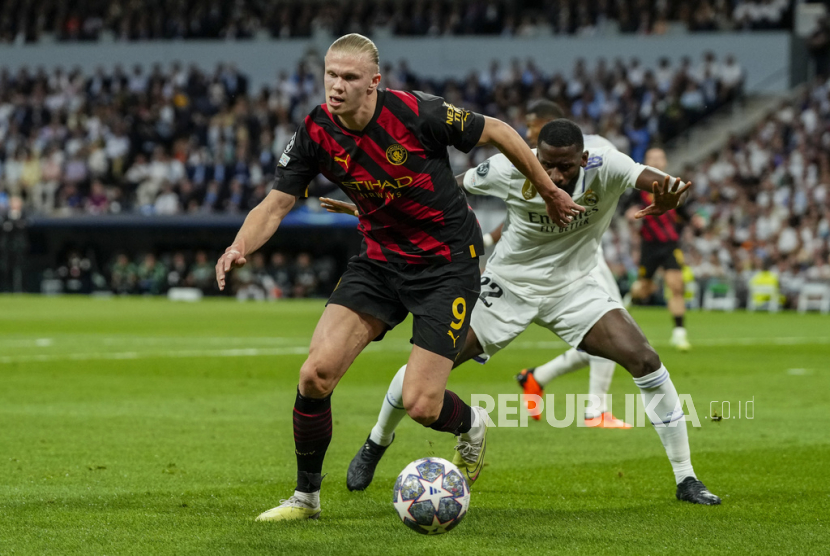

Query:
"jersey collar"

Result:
[[572, 167, 587, 199]]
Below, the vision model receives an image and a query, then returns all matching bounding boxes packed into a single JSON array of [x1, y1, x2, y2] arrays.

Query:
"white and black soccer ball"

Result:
[[392, 457, 470, 535]]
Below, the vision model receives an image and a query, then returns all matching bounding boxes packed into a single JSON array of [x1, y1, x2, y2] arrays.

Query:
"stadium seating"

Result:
[[796, 283, 830, 314], [0, 53, 743, 217], [1, 0, 792, 43]]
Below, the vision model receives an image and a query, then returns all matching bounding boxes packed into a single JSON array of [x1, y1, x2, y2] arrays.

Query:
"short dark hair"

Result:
[[527, 99, 564, 121], [538, 119, 584, 151]]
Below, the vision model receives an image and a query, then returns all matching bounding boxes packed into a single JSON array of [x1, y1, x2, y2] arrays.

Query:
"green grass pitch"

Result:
[[1, 295, 829, 554]]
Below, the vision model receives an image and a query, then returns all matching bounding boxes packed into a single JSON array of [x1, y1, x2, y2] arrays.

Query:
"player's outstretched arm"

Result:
[[634, 171, 692, 220], [216, 190, 296, 290], [477, 117, 584, 228]]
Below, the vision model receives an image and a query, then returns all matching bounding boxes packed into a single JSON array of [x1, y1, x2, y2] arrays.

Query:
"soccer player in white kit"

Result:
[[510, 100, 632, 428], [329, 119, 720, 505]]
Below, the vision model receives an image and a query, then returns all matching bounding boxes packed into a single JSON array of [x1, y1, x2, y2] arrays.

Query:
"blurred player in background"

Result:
[[628, 148, 692, 351], [215, 33, 584, 522]]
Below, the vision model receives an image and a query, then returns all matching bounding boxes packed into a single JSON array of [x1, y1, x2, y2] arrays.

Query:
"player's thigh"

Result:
[[402, 259, 481, 361], [579, 308, 661, 378], [664, 268, 684, 293], [327, 256, 409, 341], [591, 258, 623, 304], [469, 271, 537, 362], [536, 275, 624, 349], [638, 242, 664, 284], [301, 304, 387, 396]]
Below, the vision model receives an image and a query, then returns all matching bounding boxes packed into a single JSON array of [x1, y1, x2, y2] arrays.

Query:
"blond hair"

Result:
[[328, 33, 379, 69]]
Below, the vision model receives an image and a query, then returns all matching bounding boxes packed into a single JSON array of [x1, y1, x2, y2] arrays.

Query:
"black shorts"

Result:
[[639, 241, 683, 280], [328, 256, 480, 360]]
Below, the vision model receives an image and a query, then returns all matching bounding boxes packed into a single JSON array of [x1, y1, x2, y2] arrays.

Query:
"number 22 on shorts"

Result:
[[447, 297, 466, 348]]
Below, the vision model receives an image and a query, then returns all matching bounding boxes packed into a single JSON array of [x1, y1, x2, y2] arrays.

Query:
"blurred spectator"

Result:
[[268, 252, 293, 298], [809, 16, 830, 79], [186, 250, 216, 293], [166, 252, 190, 289], [110, 253, 137, 294], [292, 252, 319, 298], [136, 253, 167, 294], [0, 0, 792, 44], [233, 252, 273, 300], [57, 251, 94, 294], [86, 180, 110, 214], [0, 196, 27, 292]]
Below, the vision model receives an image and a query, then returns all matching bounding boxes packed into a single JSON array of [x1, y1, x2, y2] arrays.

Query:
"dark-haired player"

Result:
[[215, 33, 584, 522], [334, 119, 721, 505], [628, 147, 692, 351], [509, 99, 631, 428]]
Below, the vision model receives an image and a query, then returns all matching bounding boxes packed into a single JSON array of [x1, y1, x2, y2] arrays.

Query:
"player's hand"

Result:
[[215, 247, 247, 291], [541, 186, 585, 228], [635, 175, 692, 219], [320, 197, 358, 217]]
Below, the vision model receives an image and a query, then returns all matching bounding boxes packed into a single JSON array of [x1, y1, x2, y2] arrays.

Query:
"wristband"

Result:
[[483, 233, 494, 247]]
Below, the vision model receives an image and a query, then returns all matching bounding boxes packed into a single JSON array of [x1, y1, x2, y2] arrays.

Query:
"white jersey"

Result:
[[583, 134, 618, 263], [464, 146, 645, 297]]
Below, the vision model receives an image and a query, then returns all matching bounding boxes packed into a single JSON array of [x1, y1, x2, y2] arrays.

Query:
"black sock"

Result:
[[674, 315, 684, 328], [428, 390, 473, 435], [293, 389, 332, 492]]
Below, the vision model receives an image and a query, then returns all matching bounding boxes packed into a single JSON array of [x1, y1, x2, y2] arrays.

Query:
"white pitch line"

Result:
[[1, 336, 828, 365], [0, 336, 304, 348], [0, 346, 310, 364]]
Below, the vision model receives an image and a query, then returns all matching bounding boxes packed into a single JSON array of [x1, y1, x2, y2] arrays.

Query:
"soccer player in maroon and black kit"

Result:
[[214, 34, 583, 522], [629, 148, 691, 351]]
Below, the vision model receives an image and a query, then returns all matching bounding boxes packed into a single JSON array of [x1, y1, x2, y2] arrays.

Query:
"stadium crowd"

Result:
[[602, 77, 830, 308], [43, 248, 337, 298], [0, 52, 743, 216], [1, 0, 791, 43]]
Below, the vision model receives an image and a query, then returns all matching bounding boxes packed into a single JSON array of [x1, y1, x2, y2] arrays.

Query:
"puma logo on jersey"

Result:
[[447, 330, 460, 347], [334, 154, 350, 168]]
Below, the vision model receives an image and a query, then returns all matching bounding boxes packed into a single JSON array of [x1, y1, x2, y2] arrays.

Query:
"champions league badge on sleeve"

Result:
[[476, 161, 490, 177]]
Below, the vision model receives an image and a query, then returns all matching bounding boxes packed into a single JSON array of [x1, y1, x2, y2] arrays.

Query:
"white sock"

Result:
[[292, 489, 320, 508], [459, 406, 485, 443], [369, 365, 407, 447], [633, 365, 696, 484], [534, 348, 590, 387], [585, 356, 615, 419]]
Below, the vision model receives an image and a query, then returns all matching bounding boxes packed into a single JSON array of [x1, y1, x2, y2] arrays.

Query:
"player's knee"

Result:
[[298, 358, 337, 397], [629, 345, 662, 378], [405, 399, 441, 426]]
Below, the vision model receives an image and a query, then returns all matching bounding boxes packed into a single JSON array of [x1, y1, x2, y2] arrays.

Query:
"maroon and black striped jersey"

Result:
[[274, 89, 485, 264], [637, 190, 681, 243]]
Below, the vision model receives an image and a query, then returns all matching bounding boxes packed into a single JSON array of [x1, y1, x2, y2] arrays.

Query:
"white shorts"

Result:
[[593, 257, 623, 304], [471, 267, 624, 360]]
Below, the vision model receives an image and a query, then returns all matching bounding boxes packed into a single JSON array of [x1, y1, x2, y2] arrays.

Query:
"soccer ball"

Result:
[[392, 457, 470, 535]]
